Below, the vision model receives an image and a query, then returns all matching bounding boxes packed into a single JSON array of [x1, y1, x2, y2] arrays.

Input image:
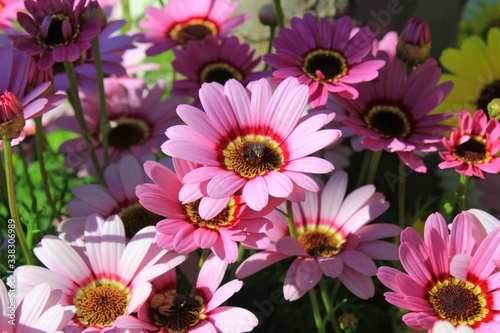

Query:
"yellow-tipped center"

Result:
[[453, 136, 490, 165], [298, 229, 345, 258], [200, 62, 243, 85], [107, 118, 150, 151], [365, 105, 411, 139], [169, 19, 218, 45], [302, 49, 347, 83], [185, 198, 236, 229], [118, 203, 163, 238], [150, 291, 204, 332]]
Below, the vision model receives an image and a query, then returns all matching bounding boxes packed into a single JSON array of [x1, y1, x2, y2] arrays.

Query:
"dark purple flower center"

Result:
[[39, 15, 79, 48], [118, 203, 163, 238], [106, 118, 149, 151], [477, 80, 500, 115], [170, 20, 217, 46], [453, 137, 488, 164], [365, 105, 411, 139], [303, 50, 347, 82], [184, 198, 236, 229], [200, 63, 243, 85], [150, 291, 203, 332], [298, 230, 345, 258]]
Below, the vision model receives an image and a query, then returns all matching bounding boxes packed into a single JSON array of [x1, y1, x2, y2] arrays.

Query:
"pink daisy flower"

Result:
[[1, 281, 76, 332], [136, 158, 276, 263], [236, 170, 401, 301], [57, 76, 183, 173], [332, 52, 454, 173], [162, 77, 341, 212], [138, 253, 258, 332], [57, 154, 164, 239], [138, 0, 249, 56], [439, 109, 500, 179], [377, 211, 500, 332], [264, 14, 385, 108], [0, 0, 24, 31], [8, 0, 103, 70], [171, 35, 270, 101], [15, 214, 187, 332]]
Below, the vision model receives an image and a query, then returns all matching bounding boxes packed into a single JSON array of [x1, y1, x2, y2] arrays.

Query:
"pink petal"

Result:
[[207, 306, 258, 332], [196, 254, 228, 302], [205, 280, 243, 313], [283, 257, 322, 301]]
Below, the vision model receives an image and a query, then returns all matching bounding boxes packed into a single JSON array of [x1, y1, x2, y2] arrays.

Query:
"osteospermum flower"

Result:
[[439, 109, 500, 178], [138, 253, 258, 332], [15, 214, 186, 332], [1, 280, 75, 332], [264, 14, 385, 108], [236, 170, 401, 301], [332, 52, 454, 172], [0, 0, 24, 31], [171, 35, 269, 100], [58, 154, 163, 239], [8, 0, 103, 70], [136, 159, 275, 263], [377, 211, 500, 332], [138, 0, 248, 56], [57, 76, 183, 173], [162, 77, 341, 211]]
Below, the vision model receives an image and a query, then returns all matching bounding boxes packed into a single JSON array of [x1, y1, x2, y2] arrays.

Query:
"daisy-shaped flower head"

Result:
[[439, 109, 500, 179], [138, 0, 249, 56], [8, 0, 103, 71], [236, 170, 401, 301], [57, 76, 183, 173], [377, 211, 500, 332], [171, 35, 270, 101], [436, 28, 500, 120], [15, 214, 187, 332], [162, 77, 341, 212], [264, 14, 385, 108], [137, 158, 276, 263], [138, 253, 258, 332], [332, 52, 454, 173]]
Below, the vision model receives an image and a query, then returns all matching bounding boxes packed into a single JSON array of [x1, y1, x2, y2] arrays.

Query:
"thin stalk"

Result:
[[356, 150, 372, 187], [3, 136, 33, 265], [398, 160, 407, 228], [63, 60, 106, 185], [286, 200, 298, 238], [308, 288, 325, 333], [91, 37, 109, 167], [365, 150, 382, 185], [457, 174, 469, 212], [122, 0, 131, 33], [35, 118, 61, 221], [320, 279, 342, 333], [273, 0, 284, 29]]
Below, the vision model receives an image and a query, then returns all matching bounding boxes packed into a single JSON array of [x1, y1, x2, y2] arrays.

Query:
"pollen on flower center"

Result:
[[477, 80, 500, 114], [150, 291, 204, 332], [169, 19, 218, 45], [224, 135, 284, 178], [74, 281, 130, 327], [185, 198, 236, 229], [200, 62, 243, 85], [365, 105, 411, 138], [453, 136, 489, 164], [302, 49, 347, 82], [107, 118, 150, 151], [430, 278, 488, 325], [298, 230, 345, 258], [40, 14, 79, 48], [118, 203, 163, 238]]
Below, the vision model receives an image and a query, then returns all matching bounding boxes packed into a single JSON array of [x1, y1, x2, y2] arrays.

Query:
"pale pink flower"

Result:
[[236, 170, 400, 301], [138, 253, 258, 332], [433, 320, 476, 333], [439, 109, 500, 179], [15, 214, 186, 332], [162, 77, 341, 211], [0, 0, 24, 31]]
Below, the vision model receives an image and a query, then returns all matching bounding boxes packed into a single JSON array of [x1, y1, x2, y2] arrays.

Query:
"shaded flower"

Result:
[[138, 253, 258, 332], [397, 17, 432, 66], [15, 214, 186, 332], [8, 0, 103, 70], [264, 14, 385, 108], [377, 211, 500, 332], [171, 35, 269, 101], [236, 170, 400, 301], [457, 0, 500, 44], [162, 77, 341, 212], [438, 109, 500, 178], [138, 0, 248, 56]]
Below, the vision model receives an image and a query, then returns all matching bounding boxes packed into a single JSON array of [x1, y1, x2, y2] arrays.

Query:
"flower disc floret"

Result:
[[298, 229, 345, 258], [150, 291, 204, 332], [365, 105, 411, 139], [185, 198, 236, 229], [169, 19, 218, 45], [302, 49, 347, 83]]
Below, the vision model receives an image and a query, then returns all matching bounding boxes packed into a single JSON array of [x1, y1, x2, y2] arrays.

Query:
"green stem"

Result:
[[63, 60, 106, 186], [356, 150, 372, 188], [365, 150, 382, 185], [91, 37, 109, 168], [457, 174, 469, 212], [308, 288, 325, 333], [398, 160, 407, 228], [3, 136, 33, 265], [285, 200, 298, 238], [122, 0, 131, 33], [273, 0, 284, 29], [35, 118, 61, 221], [320, 279, 342, 333]]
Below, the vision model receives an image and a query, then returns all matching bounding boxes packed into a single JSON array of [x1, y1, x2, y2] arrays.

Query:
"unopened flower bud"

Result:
[[0, 91, 26, 140], [81, 0, 107, 30], [397, 17, 431, 67], [487, 98, 500, 120], [339, 313, 358, 332], [259, 4, 277, 27]]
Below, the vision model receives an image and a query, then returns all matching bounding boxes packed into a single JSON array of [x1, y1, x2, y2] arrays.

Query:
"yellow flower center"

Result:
[[150, 291, 204, 332], [107, 118, 150, 151], [200, 62, 243, 85], [453, 136, 490, 165], [74, 281, 130, 327], [302, 49, 347, 83], [298, 229, 345, 258], [169, 19, 218, 45], [429, 278, 488, 325], [365, 105, 411, 139], [118, 203, 163, 238], [224, 135, 284, 178], [185, 198, 237, 229]]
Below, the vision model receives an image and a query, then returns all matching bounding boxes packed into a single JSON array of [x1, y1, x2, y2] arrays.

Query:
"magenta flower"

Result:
[[236, 170, 401, 301], [0, 0, 24, 31], [377, 211, 500, 332], [264, 14, 385, 108], [136, 158, 276, 263], [439, 109, 500, 179], [15, 214, 186, 332], [332, 53, 454, 173], [57, 77, 183, 173], [162, 77, 341, 211], [171, 35, 270, 100], [138, 0, 248, 56], [138, 253, 258, 332], [8, 0, 103, 70]]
